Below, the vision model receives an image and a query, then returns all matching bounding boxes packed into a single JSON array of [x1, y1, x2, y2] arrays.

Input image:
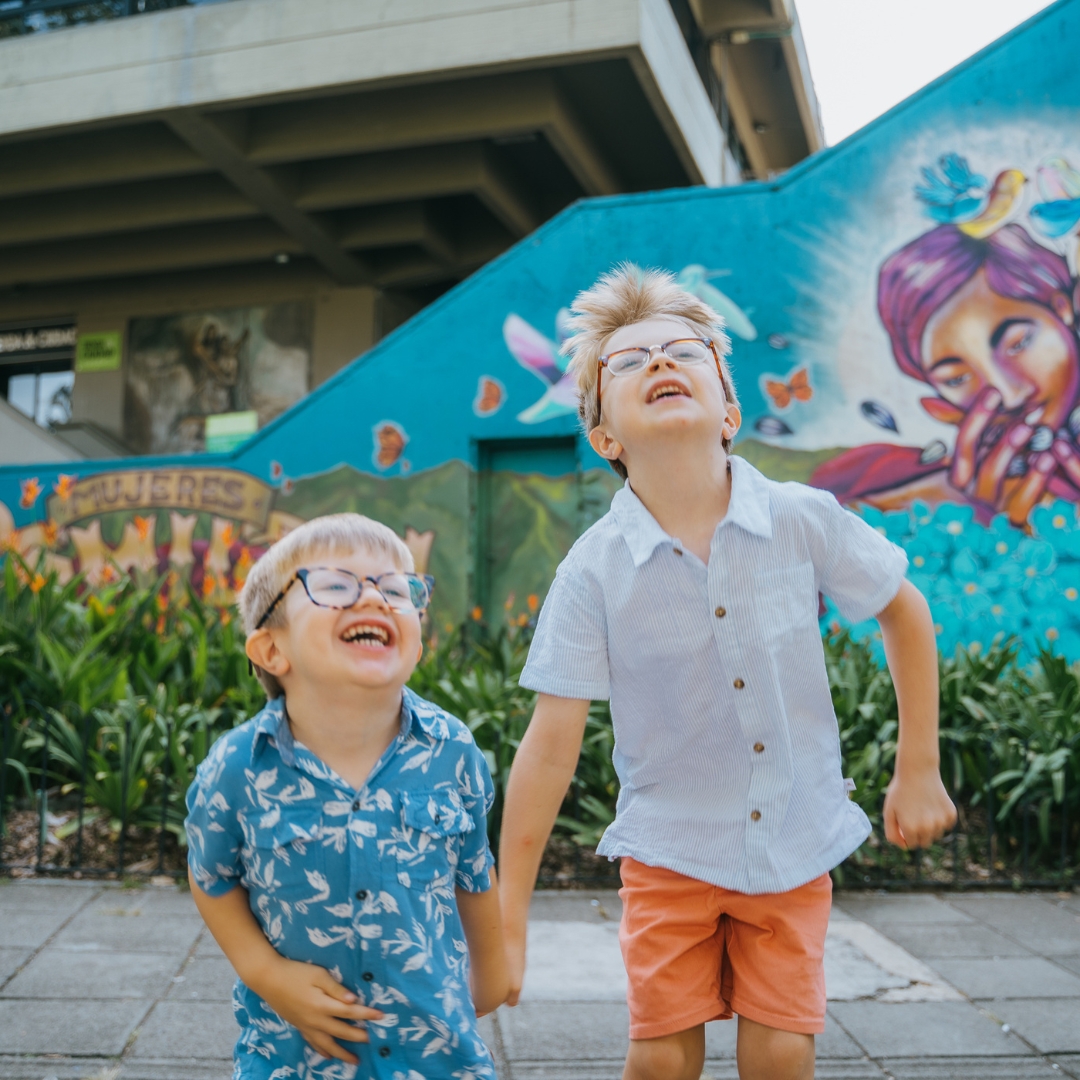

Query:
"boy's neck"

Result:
[[281, 680, 405, 792], [626, 443, 732, 563]]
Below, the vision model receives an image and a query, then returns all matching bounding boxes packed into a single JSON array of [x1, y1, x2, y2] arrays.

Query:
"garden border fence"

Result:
[[1, 701, 1075, 890]]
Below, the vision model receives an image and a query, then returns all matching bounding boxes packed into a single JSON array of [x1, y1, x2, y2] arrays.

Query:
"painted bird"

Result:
[[1030, 157, 1080, 239], [503, 314, 578, 424], [957, 169, 1026, 239], [915, 153, 988, 224], [676, 265, 758, 341]]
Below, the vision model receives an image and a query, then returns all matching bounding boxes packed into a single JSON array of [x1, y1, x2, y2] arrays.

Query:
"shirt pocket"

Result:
[[755, 560, 819, 646], [244, 805, 327, 904], [393, 788, 475, 891]]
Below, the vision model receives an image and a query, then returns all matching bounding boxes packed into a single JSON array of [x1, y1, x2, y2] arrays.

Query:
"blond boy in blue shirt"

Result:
[[499, 265, 957, 1080]]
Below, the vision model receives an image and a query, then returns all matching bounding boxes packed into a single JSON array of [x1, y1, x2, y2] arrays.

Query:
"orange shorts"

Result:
[[618, 857, 832, 1040]]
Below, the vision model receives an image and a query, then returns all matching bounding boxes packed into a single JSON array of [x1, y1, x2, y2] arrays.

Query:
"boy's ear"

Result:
[[588, 423, 624, 464], [723, 403, 742, 442], [246, 628, 291, 679]]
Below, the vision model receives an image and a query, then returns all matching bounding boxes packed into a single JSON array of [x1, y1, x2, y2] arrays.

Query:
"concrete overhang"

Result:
[[0, 0, 726, 308], [690, 0, 823, 174]]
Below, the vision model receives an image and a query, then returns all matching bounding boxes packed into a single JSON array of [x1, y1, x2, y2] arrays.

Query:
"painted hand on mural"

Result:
[[813, 154, 1080, 527]]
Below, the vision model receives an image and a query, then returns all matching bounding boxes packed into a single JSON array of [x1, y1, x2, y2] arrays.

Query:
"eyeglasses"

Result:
[[595, 338, 722, 421], [255, 567, 435, 629]]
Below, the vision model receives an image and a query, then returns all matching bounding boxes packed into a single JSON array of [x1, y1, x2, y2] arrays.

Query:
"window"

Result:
[[0, 319, 77, 430]]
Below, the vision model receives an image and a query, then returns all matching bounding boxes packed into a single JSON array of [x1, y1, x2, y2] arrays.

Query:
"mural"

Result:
[[2, 1, 1079, 654], [125, 302, 312, 454]]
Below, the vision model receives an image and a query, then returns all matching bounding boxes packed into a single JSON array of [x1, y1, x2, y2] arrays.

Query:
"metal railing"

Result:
[[1, 702, 1076, 887]]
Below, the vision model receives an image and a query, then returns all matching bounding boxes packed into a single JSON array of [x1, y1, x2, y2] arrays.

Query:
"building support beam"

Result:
[[166, 111, 370, 286], [712, 42, 771, 179]]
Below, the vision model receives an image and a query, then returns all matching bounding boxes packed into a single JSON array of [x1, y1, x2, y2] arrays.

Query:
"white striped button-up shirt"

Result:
[[520, 455, 908, 894]]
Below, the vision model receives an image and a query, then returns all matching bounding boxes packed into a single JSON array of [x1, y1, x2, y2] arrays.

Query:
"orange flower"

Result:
[[527, 594, 539, 613], [504, 592, 516, 611], [471, 606, 483, 622], [53, 474, 76, 501], [28, 573, 45, 593], [134, 515, 154, 541], [201, 574, 215, 598], [235, 546, 253, 571], [156, 614, 166, 635], [19, 477, 41, 509], [42, 520, 58, 547], [517, 612, 529, 627], [100, 564, 118, 584], [156, 593, 169, 612], [221, 524, 235, 547], [220, 609, 232, 626]]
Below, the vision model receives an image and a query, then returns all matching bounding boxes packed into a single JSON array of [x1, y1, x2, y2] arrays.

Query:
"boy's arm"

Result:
[[498, 693, 591, 1006], [456, 868, 509, 1016], [188, 869, 384, 1064], [876, 579, 957, 849]]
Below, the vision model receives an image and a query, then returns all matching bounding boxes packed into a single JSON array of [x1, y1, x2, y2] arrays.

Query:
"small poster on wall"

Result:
[[124, 302, 312, 455]]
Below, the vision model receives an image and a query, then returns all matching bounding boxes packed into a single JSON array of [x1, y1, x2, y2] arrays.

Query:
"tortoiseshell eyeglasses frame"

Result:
[[595, 338, 721, 422]]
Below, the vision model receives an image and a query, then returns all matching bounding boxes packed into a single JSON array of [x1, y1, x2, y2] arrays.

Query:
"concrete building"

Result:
[[0, 0, 821, 462]]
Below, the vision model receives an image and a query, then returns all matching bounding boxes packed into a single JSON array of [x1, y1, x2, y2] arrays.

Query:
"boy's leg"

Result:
[[736, 1016, 814, 1080], [623, 1025, 705, 1080]]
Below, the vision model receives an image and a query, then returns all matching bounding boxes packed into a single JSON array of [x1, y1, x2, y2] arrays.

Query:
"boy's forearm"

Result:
[[878, 579, 940, 773], [498, 694, 590, 938], [456, 875, 508, 1015], [188, 868, 282, 991]]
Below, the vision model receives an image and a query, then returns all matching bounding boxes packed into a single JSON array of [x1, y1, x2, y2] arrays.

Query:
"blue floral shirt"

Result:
[[184, 687, 496, 1080]]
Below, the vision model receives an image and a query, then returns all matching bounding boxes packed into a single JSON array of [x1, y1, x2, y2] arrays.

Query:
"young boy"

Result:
[[499, 266, 957, 1080], [185, 513, 507, 1080]]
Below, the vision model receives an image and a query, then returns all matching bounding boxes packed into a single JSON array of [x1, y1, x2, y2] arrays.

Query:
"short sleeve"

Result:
[[818, 494, 908, 623], [184, 741, 245, 897], [519, 555, 609, 699], [455, 743, 496, 893]]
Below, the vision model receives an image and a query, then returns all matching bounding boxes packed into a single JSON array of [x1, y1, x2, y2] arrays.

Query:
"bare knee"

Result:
[[624, 1027, 705, 1080], [736, 1016, 815, 1080]]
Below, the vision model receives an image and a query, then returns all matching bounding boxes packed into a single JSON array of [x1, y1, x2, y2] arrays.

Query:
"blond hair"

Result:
[[563, 263, 739, 478], [238, 513, 414, 699]]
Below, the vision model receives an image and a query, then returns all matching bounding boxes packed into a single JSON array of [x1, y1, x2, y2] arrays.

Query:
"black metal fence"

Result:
[[1, 702, 1077, 888]]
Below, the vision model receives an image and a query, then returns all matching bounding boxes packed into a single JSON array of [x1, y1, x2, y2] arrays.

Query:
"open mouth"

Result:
[[340, 620, 394, 648], [646, 380, 691, 403]]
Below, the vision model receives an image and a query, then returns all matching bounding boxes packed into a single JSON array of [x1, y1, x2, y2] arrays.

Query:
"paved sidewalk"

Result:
[[0, 881, 1078, 1080]]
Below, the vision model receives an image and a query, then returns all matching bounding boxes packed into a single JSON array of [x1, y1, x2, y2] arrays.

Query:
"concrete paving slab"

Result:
[[947, 895, 1080, 955], [0, 949, 30, 984], [928, 956, 1080, 1000], [0, 997, 147, 1054], [80, 885, 200, 918], [500, 1002, 631, 1061], [879, 923, 1033, 960], [879, 1057, 1065, 1079], [194, 929, 227, 958], [1051, 1054, 1080, 1079], [700, 1014, 866, 1059], [0, 909, 76, 949], [834, 895, 975, 926], [986, 999, 1080, 1054], [522, 921, 626, 1001], [0, 881, 99, 912], [530, 891, 623, 924], [166, 955, 237, 1001], [0, 1054, 121, 1080], [129, 999, 239, 1059], [51, 909, 204, 953], [1, 947, 181, 999], [827, 1001, 1031, 1058], [1055, 954, 1080, 977]]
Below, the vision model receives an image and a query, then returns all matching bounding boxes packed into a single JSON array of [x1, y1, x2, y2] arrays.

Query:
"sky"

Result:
[[796, 0, 1057, 146]]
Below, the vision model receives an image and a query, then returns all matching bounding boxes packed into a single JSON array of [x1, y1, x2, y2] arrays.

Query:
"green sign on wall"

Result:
[[75, 331, 122, 372]]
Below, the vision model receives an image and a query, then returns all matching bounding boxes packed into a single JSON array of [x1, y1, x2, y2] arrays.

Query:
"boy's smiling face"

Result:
[[249, 546, 423, 696], [588, 316, 741, 472]]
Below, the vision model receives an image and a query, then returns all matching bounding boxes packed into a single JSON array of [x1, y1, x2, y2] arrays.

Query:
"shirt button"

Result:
[[750, 810, 762, 821], [379, 1046, 391, 1058], [362, 971, 374, 981], [733, 678, 745, 689], [355, 889, 368, 901], [351, 799, 360, 812], [753, 742, 765, 753], [715, 606, 727, 618], [674, 547, 684, 556]]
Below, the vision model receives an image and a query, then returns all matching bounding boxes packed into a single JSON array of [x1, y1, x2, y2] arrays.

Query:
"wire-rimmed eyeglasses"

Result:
[[595, 338, 722, 421]]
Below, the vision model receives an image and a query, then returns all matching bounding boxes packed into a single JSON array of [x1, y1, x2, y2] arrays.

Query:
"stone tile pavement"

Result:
[[0, 879, 1078, 1079]]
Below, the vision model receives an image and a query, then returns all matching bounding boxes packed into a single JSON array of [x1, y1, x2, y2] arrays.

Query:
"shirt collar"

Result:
[[611, 453, 772, 568], [249, 687, 453, 765]]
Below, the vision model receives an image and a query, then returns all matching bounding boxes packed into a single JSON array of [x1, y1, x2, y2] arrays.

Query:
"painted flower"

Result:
[[19, 477, 41, 509], [53, 474, 77, 500]]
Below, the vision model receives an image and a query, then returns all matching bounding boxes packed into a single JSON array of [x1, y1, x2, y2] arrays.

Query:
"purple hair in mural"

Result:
[[813, 222, 1080, 525]]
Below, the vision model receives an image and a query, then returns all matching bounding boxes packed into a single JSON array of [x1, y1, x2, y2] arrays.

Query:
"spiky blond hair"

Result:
[[563, 263, 739, 478], [238, 513, 414, 699]]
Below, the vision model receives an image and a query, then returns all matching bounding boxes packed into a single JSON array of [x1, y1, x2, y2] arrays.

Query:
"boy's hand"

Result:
[[249, 956, 385, 1065], [882, 767, 957, 850]]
